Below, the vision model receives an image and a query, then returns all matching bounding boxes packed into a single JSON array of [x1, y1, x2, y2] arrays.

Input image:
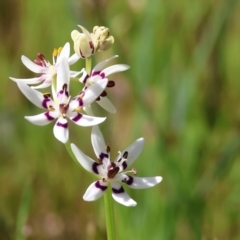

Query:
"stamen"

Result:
[[62, 83, 68, 90], [37, 53, 45, 60], [107, 80, 115, 88], [52, 48, 58, 57], [43, 92, 51, 98], [123, 151, 128, 159], [105, 145, 110, 153], [57, 47, 62, 55], [130, 168, 137, 175], [48, 105, 55, 111], [78, 91, 85, 99]]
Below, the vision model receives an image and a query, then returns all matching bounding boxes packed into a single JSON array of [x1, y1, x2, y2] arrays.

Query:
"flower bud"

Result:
[[93, 26, 114, 52], [71, 26, 97, 58]]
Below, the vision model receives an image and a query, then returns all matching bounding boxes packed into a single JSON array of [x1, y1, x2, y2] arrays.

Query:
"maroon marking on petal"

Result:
[[57, 121, 68, 128], [77, 98, 84, 107], [71, 113, 82, 122], [92, 162, 100, 174], [107, 81, 115, 88], [44, 112, 55, 121], [82, 75, 89, 84], [123, 176, 133, 185], [42, 98, 51, 109], [122, 161, 127, 170], [89, 41, 94, 53], [112, 186, 124, 194], [95, 96, 100, 101], [99, 152, 108, 161], [92, 71, 101, 77], [95, 181, 108, 191], [100, 72, 105, 78], [100, 91, 107, 97]]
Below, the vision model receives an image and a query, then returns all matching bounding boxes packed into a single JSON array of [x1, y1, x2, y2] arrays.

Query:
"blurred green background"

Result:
[[1, 0, 240, 239]]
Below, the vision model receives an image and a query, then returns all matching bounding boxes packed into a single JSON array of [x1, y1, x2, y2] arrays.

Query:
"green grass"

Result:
[[1, 0, 240, 239]]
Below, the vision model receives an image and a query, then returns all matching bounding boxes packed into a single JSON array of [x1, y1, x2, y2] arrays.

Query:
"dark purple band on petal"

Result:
[[112, 186, 124, 194], [82, 75, 89, 84], [57, 121, 68, 128], [95, 181, 107, 191], [42, 98, 51, 109], [58, 89, 69, 98], [72, 113, 82, 122], [44, 112, 55, 121], [100, 72, 105, 78], [92, 162, 100, 174], [99, 152, 108, 161], [123, 176, 134, 185], [92, 71, 100, 76], [78, 98, 84, 107], [122, 161, 127, 170]]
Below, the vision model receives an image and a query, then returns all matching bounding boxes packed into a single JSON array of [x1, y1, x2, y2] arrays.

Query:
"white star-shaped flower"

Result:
[[10, 42, 80, 89], [17, 58, 108, 143], [71, 125, 162, 207], [79, 56, 130, 113]]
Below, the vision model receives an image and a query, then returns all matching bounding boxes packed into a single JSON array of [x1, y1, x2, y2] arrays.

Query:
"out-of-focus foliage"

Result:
[[1, 0, 240, 239]]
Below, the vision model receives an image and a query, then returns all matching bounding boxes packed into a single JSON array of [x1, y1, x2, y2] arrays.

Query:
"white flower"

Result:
[[71, 26, 98, 58], [17, 58, 108, 144], [71, 126, 162, 207], [79, 56, 130, 113], [10, 42, 80, 89]]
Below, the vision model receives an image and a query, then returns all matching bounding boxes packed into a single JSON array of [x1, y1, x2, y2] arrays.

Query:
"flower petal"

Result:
[[96, 96, 116, 113], [53, 118, 69, 143], [69, 112, 106, 127], [9, 76, 44, 85], [82, 79, 108, 107], [92, 55, 118, 72], [71, 143, 101, 174], [83, 180, 108, 201], [56, 58, 70, 93], [32, 78, 52, 89], [21, 55, 46, 74], [68, 53, 80, 65], [119, 175, 163, 189], [58, 42, 70, 61], [111, 182, 136, 207], [101, 64, 130, 77], [25, 111, 57, 125], [17, 82, 49, 109], [119, 138, 144, 169], [91, 125, 109, 161]]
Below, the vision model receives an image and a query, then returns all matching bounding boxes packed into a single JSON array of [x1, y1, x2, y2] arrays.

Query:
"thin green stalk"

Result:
[[85, 57, 92, 75], [104, 188, 116, 240]]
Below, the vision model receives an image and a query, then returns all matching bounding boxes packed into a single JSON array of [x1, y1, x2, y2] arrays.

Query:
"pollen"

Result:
[[52, 48, 58, 57], [57, 47, 62, 55]]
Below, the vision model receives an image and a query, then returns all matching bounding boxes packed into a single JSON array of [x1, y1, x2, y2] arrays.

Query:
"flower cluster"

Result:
[[11, 25, 162, 206]]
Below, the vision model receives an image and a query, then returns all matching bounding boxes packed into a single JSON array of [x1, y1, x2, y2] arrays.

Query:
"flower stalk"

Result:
[[104, 187, 116, 240]]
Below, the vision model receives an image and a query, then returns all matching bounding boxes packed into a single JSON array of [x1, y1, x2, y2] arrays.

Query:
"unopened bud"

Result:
[[71, 26, 97, 58], [93, 26, 114, 52]]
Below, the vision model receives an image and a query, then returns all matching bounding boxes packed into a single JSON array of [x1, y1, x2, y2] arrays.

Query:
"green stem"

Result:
[[65, 140, 78, 163], [85, 57, 92, 75], [104, 188, 116, 240]]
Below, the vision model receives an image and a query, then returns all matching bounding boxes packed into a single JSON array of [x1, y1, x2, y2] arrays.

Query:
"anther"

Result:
[[62, 83, 67, 90], [37, 53, 45, 60], [52, 48, 58, 57], [105, 145, 110, 153], [123, 151, 128, 159], [57, 47, 62, 54], [107, 81, 115, 88], [131, 168, 137, 175], [78, 91, 85, 99], [43, 92, 51, 98]]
